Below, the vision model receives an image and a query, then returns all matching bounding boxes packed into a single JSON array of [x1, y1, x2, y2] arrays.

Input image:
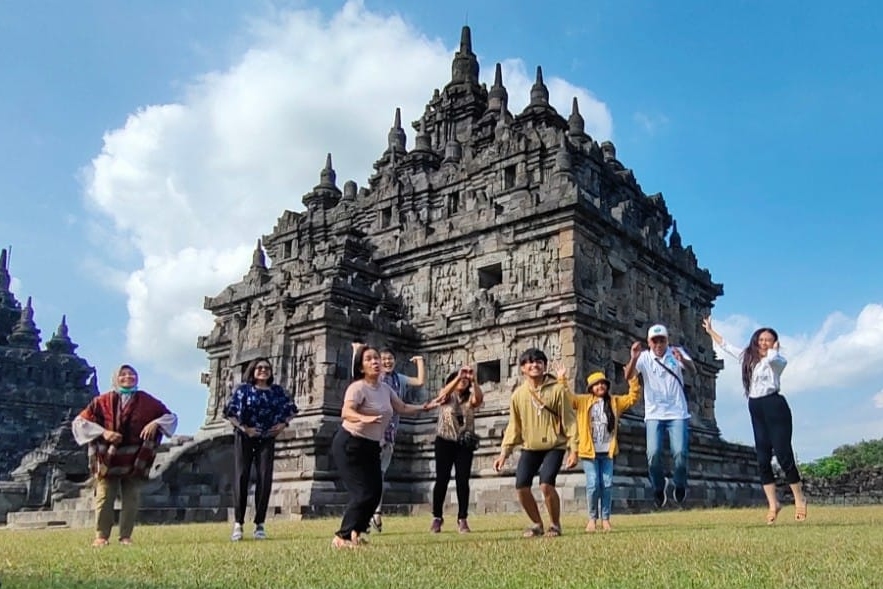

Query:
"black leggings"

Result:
[[432, 437, 475, 520], [748, 393, 801, 485], [331, 428, 382, 538], [232, 431, 275, 525]]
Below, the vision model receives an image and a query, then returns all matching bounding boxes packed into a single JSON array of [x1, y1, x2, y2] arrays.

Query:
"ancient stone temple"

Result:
[[5, 27, 760, 529], [194, 26, 759, 517], [0, 248, 97, 522]]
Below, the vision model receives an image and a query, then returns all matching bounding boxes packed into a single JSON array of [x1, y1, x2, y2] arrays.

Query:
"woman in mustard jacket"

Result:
[[571, 347, 642, 532]]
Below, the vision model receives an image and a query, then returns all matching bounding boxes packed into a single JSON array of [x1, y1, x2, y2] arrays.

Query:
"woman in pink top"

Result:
[[331, 344, 436, 548]]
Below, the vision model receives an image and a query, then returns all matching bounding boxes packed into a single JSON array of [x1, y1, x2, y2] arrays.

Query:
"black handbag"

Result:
[[457, 430, 480, 451]]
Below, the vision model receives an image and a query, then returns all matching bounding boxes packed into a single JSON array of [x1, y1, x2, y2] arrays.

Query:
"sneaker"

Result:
[[119, 537, 133, 546], [457, 518, 471, 533], [370, 514, 383, 533], [254, 524, 267, 540], [231, 523, 243, 542], [430, 517, 443, 533], [674, 487, 687, 506]]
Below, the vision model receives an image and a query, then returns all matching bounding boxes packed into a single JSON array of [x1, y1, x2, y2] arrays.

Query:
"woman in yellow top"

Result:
[[571, 343, 642, 532]]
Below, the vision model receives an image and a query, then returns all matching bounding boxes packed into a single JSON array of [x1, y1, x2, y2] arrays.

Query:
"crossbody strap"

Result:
[[654, 357, 686, 394], [527, 387, 559, 419]]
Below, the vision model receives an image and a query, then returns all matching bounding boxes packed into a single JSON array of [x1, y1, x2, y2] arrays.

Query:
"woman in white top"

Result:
[[702, 317, 808, 524]]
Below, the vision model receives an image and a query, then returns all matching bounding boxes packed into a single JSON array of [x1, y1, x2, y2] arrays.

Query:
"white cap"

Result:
[[647, 324, 669, 339]]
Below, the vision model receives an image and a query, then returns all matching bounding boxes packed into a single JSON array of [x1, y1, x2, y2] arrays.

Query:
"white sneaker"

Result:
[[231, 523, 243, 542], [254, 524, 267, 540]]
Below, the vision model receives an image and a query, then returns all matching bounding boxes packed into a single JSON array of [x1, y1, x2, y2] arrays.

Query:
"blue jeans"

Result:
[[645, 418, 690, 493], [582, 455, 613, 520]]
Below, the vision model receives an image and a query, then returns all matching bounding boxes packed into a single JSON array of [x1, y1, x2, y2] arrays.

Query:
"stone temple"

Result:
[[5, 27, 760, 528], [0, 248, 97, 522]]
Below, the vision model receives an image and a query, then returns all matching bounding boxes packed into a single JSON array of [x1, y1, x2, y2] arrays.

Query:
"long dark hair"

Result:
[[244, 357, 274, 385], [587, 381, 616, 434], [741, 327, 778, 394], [446, 370, 472, 402]]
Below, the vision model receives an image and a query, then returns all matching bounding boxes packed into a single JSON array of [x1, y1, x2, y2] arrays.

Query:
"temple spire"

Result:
[[450, 25, 479, 85], [414, 116, 433, 152], [387, 107, 407, 153], [251, 239, 266, 270], [529, 66, 549, 105], [670, 221, 683, 249], [319, 153, 337, 189], [8, 296, 41, 350], [46, 315, 78, 354], [0, 248, 9, 291], [568, 97, 586, 135], [487, 62, 509, 114]]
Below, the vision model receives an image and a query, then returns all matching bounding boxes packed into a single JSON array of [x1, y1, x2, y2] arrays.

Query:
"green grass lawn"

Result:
[[2, 506, 882, 588]]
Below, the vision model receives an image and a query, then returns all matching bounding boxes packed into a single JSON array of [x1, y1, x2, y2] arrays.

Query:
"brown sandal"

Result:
[[523, 524, 544, 538], [91, 537, 109, 548], [766, 504, 782, 525], [795, 502, 808, 522], [545, 524, 562, 537]]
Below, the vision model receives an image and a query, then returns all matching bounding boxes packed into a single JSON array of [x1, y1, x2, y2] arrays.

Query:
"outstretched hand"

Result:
[[701, 316, 713, 334], [552, 360, 567, 380]]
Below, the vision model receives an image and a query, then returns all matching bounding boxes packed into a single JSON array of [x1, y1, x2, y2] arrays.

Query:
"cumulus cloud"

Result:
[[82, 0, 613, 385]]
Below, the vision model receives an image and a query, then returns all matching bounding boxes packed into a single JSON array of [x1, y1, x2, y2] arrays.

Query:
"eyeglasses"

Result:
[[255, 365, 271, 371]]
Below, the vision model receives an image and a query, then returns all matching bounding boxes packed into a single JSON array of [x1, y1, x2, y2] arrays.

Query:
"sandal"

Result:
[[119, 537, 133, 545], [585, 520, 597, 533], [523, 524, 544, 538], [766, 504, 782, 525], [331, 535, 353, 549], [601, 520, 612, 532], [91, 537, 109, 548], [795, 501, 808, 522], [545, 524, 562, 537]]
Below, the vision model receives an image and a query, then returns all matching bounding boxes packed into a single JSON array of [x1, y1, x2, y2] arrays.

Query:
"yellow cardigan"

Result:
[[569, 376, 641, 459], [501, 375, 579, 454]]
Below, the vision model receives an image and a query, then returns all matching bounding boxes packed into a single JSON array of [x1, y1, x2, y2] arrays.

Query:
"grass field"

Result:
[[1, 505, 882, 588]]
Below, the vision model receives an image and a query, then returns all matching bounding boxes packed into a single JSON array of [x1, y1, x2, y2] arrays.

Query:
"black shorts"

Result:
[[515, 449, 566, 489]]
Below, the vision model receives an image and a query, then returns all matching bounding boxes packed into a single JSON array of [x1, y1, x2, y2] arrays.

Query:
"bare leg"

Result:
[[762, 483, 779, 511], [540, 483, 561, 528], [790, 481, 807, 520], [516, 487, 543, 526]]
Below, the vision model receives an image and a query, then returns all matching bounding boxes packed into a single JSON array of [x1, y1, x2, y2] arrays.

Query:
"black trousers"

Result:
[[332, 428, 382, 539], [432, 436, 475, 520], [232, 430, 276, 525], [748, 393, 801, 485]]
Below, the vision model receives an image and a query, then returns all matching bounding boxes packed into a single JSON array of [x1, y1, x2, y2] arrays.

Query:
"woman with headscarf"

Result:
[[72, 364, 177, 547]]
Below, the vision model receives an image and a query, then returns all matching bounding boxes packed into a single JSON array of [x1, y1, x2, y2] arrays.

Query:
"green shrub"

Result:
[[801, 456, 847, 478]]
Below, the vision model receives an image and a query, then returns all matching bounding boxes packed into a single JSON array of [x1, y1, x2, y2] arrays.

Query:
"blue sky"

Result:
[[1, 0, 880, 460]]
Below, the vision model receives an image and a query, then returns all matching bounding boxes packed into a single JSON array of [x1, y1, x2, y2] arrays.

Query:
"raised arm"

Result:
[[624, 341, 642, 380], [702, 316, 743, 360], [390, 392, 437, 416], [405, 355, 426, 387]]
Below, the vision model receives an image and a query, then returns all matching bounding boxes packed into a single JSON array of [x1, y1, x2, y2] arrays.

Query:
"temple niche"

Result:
[[194, 26, 759, 516]]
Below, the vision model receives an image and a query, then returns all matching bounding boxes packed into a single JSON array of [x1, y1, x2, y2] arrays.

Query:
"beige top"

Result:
[[341, 380, 397, 442], [436, 393, 475, 441]]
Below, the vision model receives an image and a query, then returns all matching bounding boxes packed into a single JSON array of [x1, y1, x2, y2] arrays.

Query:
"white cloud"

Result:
[[874, 389, 883, 409], [82, 0, 613, 388], [633, 111, 669, 135]]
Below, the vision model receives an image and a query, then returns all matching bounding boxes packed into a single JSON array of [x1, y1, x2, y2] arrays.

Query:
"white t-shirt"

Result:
[[636, 348, 691, 420]]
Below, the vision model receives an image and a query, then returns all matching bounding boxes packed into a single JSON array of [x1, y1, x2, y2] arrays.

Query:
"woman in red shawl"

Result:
[[72, 364, 177, 547]]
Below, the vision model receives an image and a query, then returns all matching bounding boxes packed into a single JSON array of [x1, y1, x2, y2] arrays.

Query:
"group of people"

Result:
[[70, 319, 808, 547]]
